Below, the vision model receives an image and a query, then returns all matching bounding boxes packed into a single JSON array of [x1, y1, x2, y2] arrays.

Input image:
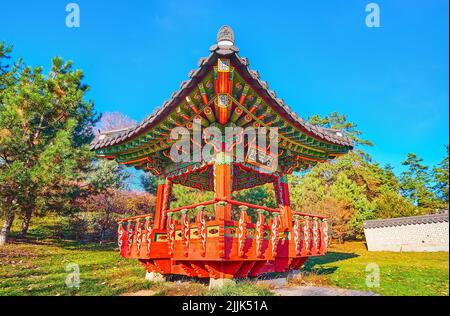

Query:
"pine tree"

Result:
[[0, 45, 98, 245], [400, 153, 438, 211], [308, 111, 373, 160], [432, 145, 449, 204]]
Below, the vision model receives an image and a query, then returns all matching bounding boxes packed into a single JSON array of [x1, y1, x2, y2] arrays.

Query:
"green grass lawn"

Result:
[[302, 242, 449, 296], [0, 216, 448, 296]]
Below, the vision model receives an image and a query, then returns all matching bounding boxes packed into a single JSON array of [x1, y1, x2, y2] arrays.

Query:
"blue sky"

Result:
[[1, 0, 448, 182]]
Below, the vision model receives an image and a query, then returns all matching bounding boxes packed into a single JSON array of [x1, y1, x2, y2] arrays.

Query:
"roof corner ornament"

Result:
[[217, 25, 234, 47]]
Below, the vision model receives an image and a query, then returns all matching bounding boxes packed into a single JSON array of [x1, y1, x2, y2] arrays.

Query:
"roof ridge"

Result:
[[364, 213, 449, 229]]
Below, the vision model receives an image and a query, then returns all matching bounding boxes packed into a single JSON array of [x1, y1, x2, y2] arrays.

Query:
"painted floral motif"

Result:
[[127, 221, 134, 254], [238, 209, 246, 257], [312, 218, 319, 252], [322, 220, 329, 251], [167, 215, 175, 256], [293, 216, 301, 255], [199, 214, 206, 256], [145, 218, 152, 255], [255, 211, 264, 257], [303, 217, 310, 253], [271, 215, 280, 256], [136, 219, 142, 253], [182, 211, 190, 257], [117, 222, 124, 250]]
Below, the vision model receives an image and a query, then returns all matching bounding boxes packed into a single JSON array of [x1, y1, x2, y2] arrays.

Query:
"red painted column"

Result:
[[279, 175, 293, 230], [215, 58, 232, 125], [214, 161, 232, 221], [153, 179, 166, 230]]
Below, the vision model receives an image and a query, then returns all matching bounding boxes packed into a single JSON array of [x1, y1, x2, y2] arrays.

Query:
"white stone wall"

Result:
[[364, 222, 449, 252]]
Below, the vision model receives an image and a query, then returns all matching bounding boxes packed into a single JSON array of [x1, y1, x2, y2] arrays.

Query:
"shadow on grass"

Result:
[[309, 251, 359, 265], [10, 234, 118, 252], [302, 251, 359, 275]]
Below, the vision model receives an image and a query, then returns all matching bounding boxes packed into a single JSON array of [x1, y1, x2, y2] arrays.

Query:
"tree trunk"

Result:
[[17, 208, 33, 239], [0, 213, 15, 246], [99, 210, 111, 244]]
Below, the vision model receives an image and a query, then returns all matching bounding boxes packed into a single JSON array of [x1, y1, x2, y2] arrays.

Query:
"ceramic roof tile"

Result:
[[364, 213, 449, 229]]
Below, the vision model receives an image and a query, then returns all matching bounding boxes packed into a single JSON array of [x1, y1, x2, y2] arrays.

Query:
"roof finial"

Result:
[[217, 25, 234, 47]]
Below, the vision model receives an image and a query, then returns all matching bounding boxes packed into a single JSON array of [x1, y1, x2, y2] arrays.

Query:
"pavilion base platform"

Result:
[[208, 278, 236, 290], [145, 271, 165, 282]]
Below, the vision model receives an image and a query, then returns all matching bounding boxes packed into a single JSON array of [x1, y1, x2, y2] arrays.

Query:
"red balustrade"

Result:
[[116, 200, 329, 278]]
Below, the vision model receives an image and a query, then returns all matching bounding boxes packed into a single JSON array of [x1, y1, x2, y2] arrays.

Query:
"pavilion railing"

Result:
[[116, 199, 329, 259]]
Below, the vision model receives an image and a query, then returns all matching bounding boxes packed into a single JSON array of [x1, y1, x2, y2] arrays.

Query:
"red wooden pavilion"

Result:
[[90, 26, 353, 281]]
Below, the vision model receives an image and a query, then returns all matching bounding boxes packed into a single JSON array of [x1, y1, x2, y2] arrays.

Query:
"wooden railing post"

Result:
[[118, 222, 124, 253], [302, 216, 310, 256], [271, 213, 280, 257], [321, 218, 329, 253], [181, 209, 190, 257], [196, 206, 207, 257], [255, 209, 265, 258], [127, 220, 134, 255], [312, 217, 319, 255], [166, 212, 175, 257], [293, 214, 301, 256], [238, 205, 248, 258], [144, 216, 152, 256], [136, 218, 143, 254]]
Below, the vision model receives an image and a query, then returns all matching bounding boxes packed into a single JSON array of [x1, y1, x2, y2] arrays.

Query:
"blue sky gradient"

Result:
[[1, 0, 448, 182]]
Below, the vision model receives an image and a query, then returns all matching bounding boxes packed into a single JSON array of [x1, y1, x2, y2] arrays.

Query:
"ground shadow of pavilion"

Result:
[[301, 251, 359, 275]]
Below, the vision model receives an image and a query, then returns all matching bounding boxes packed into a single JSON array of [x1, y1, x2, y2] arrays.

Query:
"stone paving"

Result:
[[257, 277, 380, 296]]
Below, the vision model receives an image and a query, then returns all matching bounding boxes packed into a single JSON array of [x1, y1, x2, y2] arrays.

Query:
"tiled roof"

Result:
[[90, 26, 354, 151], [364, 213, 449, 229]]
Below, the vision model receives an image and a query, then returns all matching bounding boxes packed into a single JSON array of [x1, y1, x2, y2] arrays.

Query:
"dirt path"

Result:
[[273, 286, 379, 296], [120, 290, 157, 296], [120, 283, 379, 296]]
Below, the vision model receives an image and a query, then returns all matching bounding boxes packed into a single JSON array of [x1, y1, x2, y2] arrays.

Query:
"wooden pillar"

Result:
[[214, 159, 232, 221], [153, 177, 166, 230], [215, 58, 232, 125], [279, 174, 293, 230], [154, 177, 171, 230]]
